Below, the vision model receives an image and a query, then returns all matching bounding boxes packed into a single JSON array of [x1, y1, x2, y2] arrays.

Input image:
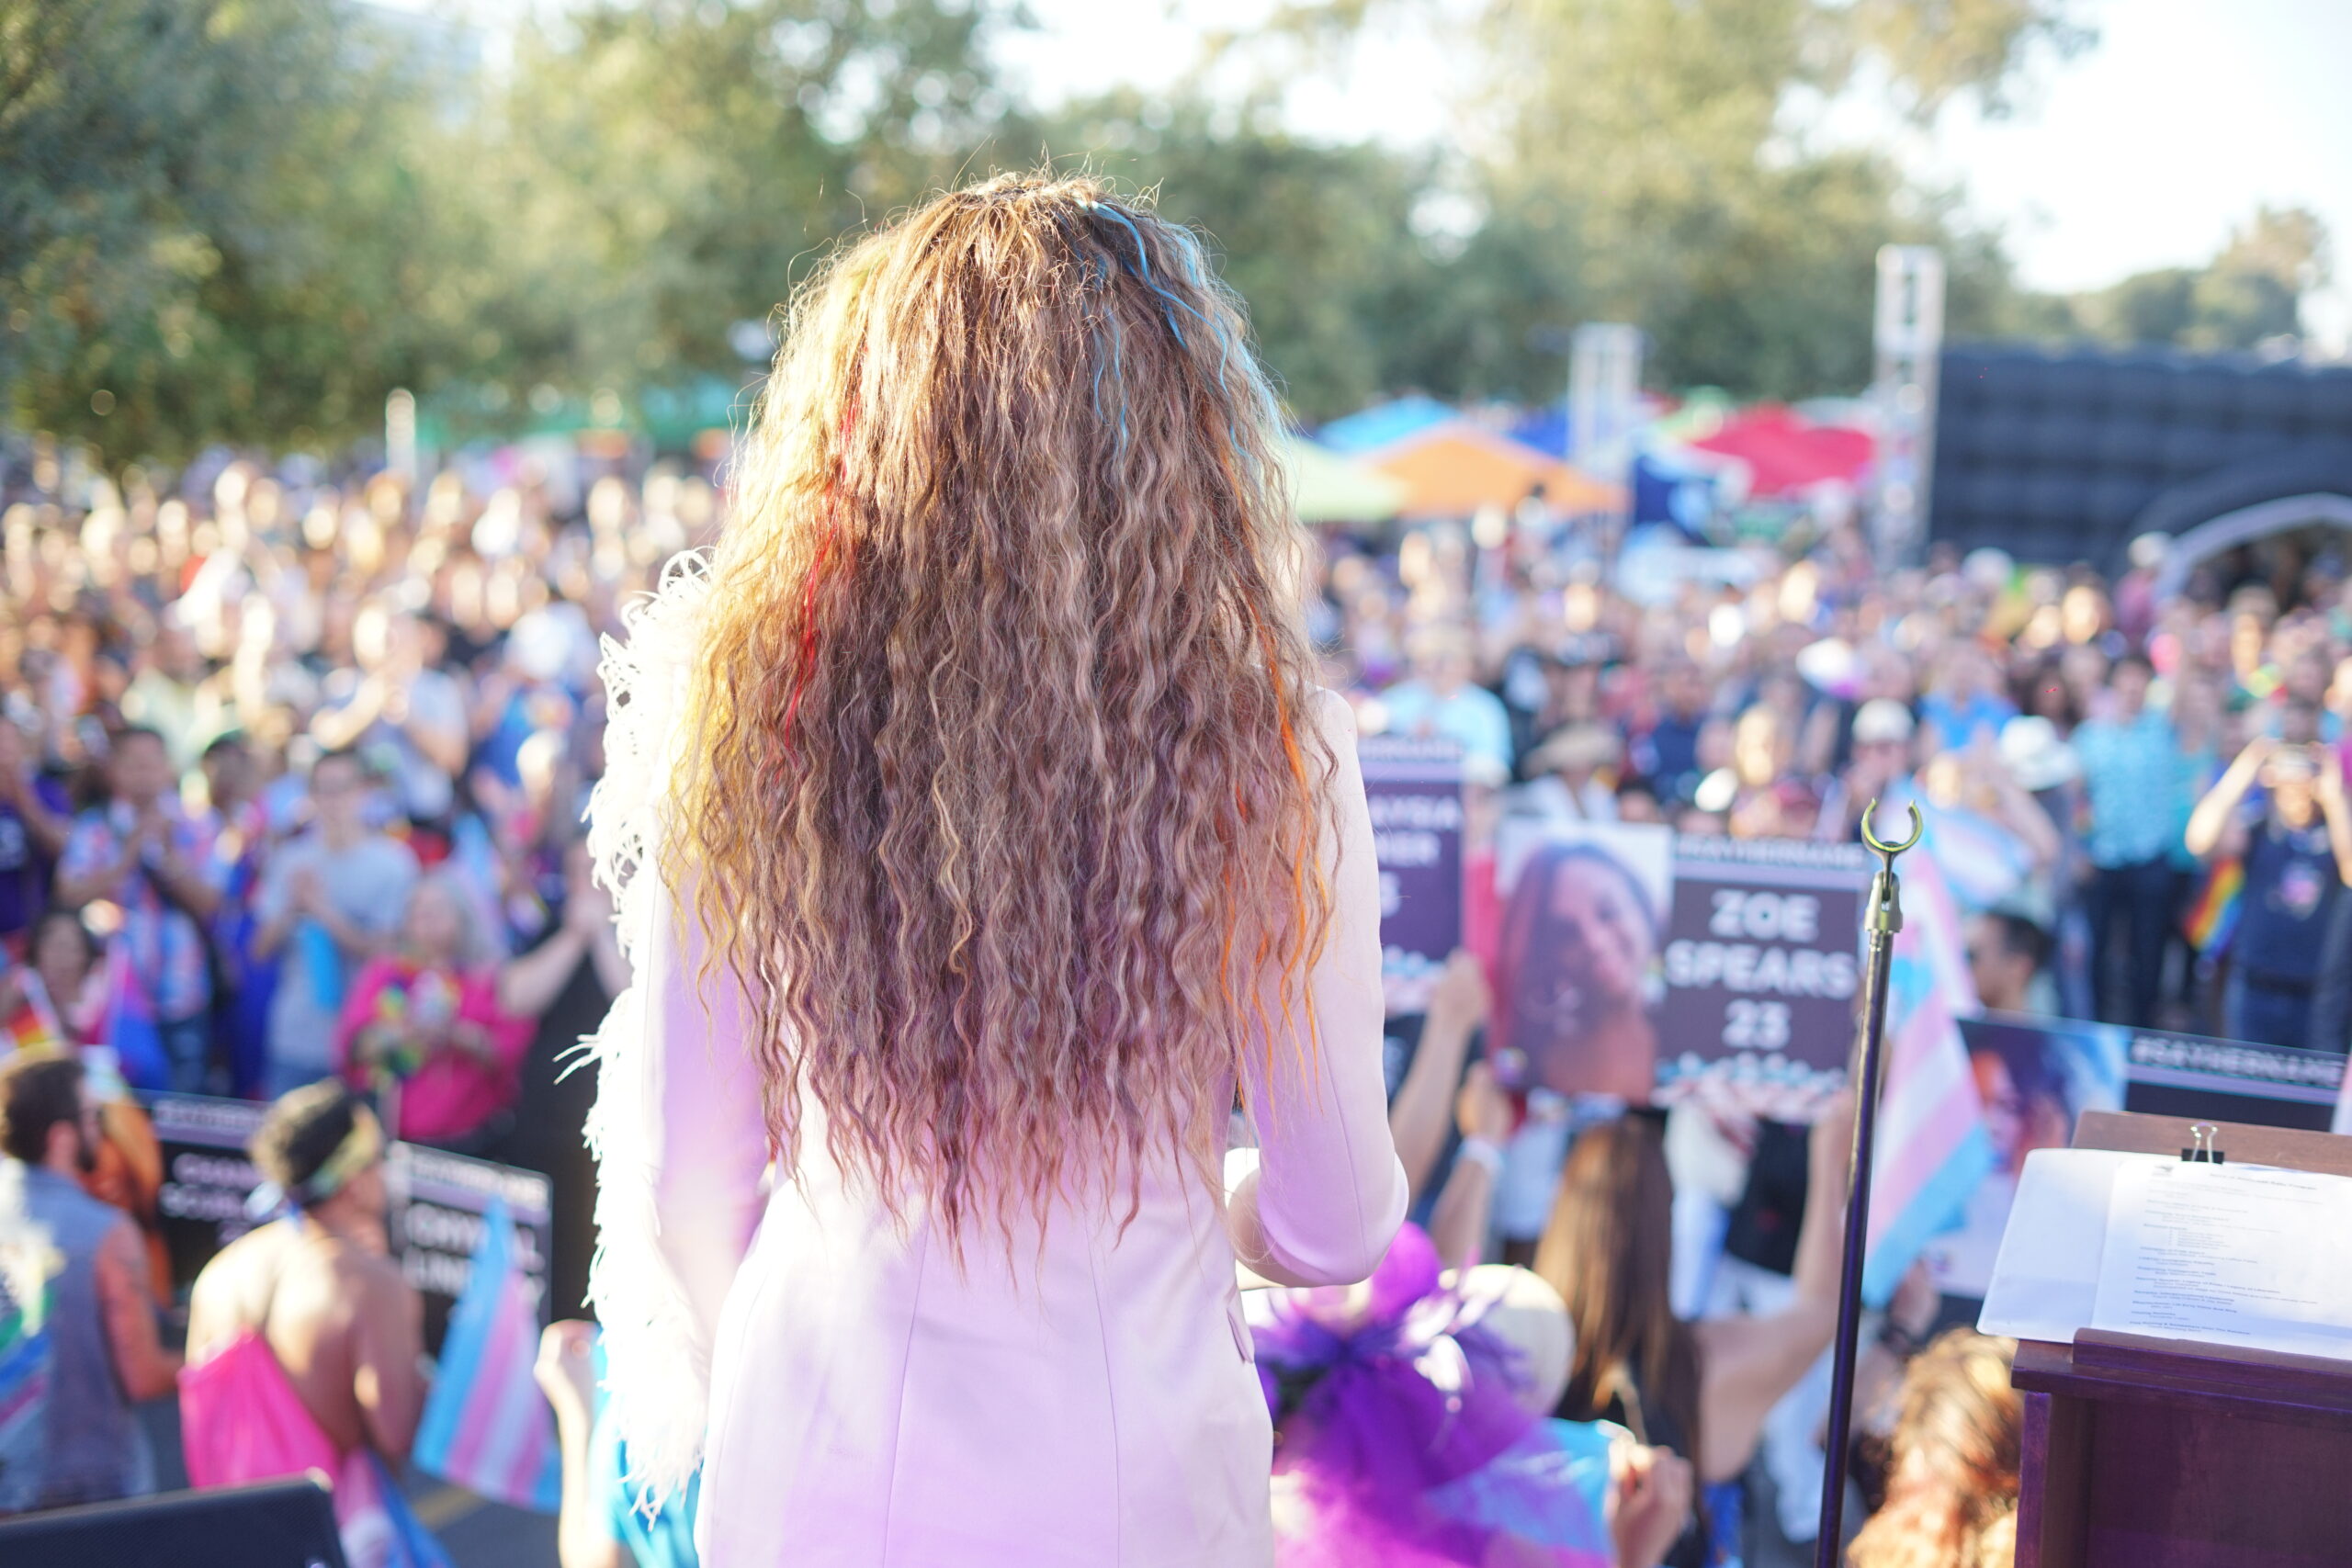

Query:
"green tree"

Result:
[[0, 0, 478, 459], [1030, 93, 1442, 420], [1465, 0, 2083, 395], [2064, 206, 2329, 352], [470, 0, 1015, 409]]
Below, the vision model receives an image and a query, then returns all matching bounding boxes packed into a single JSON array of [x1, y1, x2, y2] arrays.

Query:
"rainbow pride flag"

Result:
[[1861, 852, 1996, 1306], [3, 970, 68, 1055], [413, 1200, 560, 1513], [2182, 858, 2244, 953], [0, 1267, 51, 1517]]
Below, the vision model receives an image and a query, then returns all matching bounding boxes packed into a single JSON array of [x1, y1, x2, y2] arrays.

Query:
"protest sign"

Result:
[[1492, 819, 1674, 1101], [1360, 736, 1465, 1015], [389, 1141, 554, 1350], [150, 1092, 269, 1291], [147, 1091, 552, 1351], [1656, 835, 1869, 1115], [2118, 1026, 2345, 1132], [1920, 1013, 2126, 1298]]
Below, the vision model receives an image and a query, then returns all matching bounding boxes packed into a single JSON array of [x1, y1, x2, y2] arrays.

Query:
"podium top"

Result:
[[2013, 1330, 2352, 1435], [2071, 1109, 2352, 1176], [2002, 1110, 2352, 1411]]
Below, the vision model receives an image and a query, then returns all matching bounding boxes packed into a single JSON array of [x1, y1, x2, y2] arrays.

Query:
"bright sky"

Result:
[[386, 0, 2352, 349], [1002, 0, 2352, 350], [1913, 0, 2352, 346]]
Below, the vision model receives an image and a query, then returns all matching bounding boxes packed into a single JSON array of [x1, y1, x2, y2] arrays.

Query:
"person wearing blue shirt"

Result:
[[1380, 625, 1514, 774], [1917, 646, 2017, 751], [2071, 654, 2186, 1028], [2187, 720, 2352, 1050]]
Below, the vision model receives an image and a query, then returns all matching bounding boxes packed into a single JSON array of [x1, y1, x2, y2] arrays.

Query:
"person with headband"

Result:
[[582, 174, 1404, 1565], [180, 1083, 432, 1556]]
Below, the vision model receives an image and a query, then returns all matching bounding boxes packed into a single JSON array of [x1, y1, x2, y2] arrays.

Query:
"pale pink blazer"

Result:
[[627, 693, 1406, 1566]]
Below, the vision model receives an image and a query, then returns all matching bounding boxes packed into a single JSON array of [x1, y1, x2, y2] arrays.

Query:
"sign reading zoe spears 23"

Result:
[[1656, 836, 1868, 1110]]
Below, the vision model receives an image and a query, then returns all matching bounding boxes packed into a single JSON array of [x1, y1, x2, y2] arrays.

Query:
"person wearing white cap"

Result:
[[1820, 698, 1916, 841]]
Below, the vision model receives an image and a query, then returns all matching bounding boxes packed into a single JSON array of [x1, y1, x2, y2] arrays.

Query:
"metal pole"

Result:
[[1814, 801, 1922, 1566], [1870, 247, 1943, 570]]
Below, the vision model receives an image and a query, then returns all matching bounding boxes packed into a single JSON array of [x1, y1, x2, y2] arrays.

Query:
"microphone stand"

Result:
[[1813, 800, 1921, 1567]]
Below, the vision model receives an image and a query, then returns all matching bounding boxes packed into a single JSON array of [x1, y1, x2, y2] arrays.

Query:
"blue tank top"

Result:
[[6, 1166, 148, 1507]]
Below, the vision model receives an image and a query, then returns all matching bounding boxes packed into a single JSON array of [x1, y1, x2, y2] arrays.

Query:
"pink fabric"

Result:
[[617, 691, 1407, 1566], [180, 1329, 435, 1568], [179, 1328, 345, 1493], [1463, 848, 1500, 992], [335, 960, 532, 1144]]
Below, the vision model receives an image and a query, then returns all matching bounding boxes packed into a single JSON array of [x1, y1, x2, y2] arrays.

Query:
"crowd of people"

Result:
[[0, 456, 678, 1310], [1323, 513, 2352, 1051], [2, 428, 2347, 1566]]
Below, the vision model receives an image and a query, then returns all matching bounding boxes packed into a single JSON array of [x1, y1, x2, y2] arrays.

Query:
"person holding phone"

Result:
[[2185, 716, 2352, 1048]]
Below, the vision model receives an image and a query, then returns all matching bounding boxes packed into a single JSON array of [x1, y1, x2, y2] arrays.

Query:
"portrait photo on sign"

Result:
[[1923, 1013, 2125, 1300], [1491, 820, 1673, 1102]]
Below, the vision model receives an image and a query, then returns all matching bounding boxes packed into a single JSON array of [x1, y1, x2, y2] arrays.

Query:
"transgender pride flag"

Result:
[[413, 1200, 561, 1512], [1860, 852, 1995, 1306]]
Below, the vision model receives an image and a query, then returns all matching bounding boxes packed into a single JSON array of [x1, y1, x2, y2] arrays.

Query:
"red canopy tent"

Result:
[[1686, 405, 1873, 499]]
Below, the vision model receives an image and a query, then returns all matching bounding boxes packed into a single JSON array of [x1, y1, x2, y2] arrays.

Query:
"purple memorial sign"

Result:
[[1358, 736, 1464, 1015], [1656, 835, 1868, 1116]]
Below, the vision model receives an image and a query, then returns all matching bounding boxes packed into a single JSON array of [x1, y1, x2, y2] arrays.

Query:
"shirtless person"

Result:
[[182, 1084, 426, 1483]]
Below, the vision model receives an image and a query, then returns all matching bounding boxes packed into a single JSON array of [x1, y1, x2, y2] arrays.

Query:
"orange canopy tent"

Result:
[[1365, 422, 1622, 520]]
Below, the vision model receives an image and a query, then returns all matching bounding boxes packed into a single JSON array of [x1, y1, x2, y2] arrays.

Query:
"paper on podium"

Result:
[[1977, 1148, 2154, 1344], [2090, 1160, 2352, 1360]]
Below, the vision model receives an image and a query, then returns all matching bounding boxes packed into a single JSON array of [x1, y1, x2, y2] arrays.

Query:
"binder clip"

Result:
[[2180, 1122, 2225, 1165]]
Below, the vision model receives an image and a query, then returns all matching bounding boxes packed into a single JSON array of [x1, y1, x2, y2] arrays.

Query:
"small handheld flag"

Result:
[[412, 1199, 560, 1513]]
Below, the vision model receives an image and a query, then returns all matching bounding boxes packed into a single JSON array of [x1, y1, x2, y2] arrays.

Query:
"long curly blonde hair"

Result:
[[1848, 1332, 2022, 1568], [672, 173, 1333, 1249]]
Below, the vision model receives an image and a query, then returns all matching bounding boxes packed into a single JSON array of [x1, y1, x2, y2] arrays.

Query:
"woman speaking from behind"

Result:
[[584, 175, 1405, 1567]]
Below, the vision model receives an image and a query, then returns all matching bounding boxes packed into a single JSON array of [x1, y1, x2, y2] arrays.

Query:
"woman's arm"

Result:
[[1424, 1060, 1510, 1271], [1228, 692, 1408, 1289], [500, 928, 590, 1020], [349, 1253, 427, 1463], [2186, 739, 2269, 860], [1691, 1092, 1854, 1483], [457, 970, 536, 1070], [1388, 950, 1489, 1201], [634, 879, 771, 1347], [334, 960, 397, 1077], [534, 1323, 638, 1568]]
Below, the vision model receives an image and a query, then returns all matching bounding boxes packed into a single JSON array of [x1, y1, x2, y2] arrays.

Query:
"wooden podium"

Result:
[[2011, 1111, 2352, 1568]]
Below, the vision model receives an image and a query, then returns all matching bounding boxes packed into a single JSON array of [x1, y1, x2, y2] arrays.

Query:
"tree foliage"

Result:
[[0, 0, 2330, 459], [0, 0, 482, 458], [477, 0, 1012, 403], [2064, 206, 2329, 353], [1467, 0, 2087, 394]]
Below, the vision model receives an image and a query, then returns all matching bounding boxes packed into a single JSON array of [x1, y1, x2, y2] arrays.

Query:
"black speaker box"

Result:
[[0, 1477, 346, 1567]]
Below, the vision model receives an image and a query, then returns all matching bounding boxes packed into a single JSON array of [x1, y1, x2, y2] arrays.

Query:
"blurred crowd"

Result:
[[1317, 513, 2352, 1054], [0, 451, 707, 1318]]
